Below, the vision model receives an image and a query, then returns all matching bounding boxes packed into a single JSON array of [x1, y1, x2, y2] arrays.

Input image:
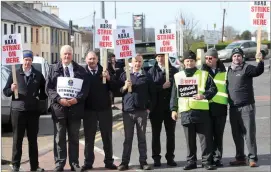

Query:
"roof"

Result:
[[5, 2, 66, 29], [1, 2, 40, 26], [232, 40, 251, 43], [43, 12, 80, 32]]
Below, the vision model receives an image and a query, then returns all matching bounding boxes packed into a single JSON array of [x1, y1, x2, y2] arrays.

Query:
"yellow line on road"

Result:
[[117, 125, 124, 130], [95, 137, 102, 143], [95, 132, 101, 138], [112, 121, 123, 129]]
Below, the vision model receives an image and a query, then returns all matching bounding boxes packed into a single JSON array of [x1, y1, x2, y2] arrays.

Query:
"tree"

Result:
[[253, 29, 269, 40], [223, 26, 238, 41], [175, 11, 200, 51], [235, 34, 241, 40], [241, 30, 252, 40]]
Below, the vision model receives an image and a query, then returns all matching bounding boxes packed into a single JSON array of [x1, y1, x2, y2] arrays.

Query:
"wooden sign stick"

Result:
[[125, 58, 132, 92], [165, 53, 170, 82], [102, 48, 108, 84], [12, 65, 19, 99], [256, 25, 262, 62]]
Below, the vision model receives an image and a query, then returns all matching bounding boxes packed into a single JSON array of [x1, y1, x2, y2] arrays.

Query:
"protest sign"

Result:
[[113, 27, 136, 60], [57, 77, 83, 99], [250, 1, 270, 62], [155, 24, 177, 82], [2, 34, 23, 99], [178, 77, 198, 97], [95, 19, 116, 83]]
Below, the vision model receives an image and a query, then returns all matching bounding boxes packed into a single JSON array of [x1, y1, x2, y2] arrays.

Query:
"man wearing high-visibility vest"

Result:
[[170, 50, 218, 170], [201, 48, 228, 167]]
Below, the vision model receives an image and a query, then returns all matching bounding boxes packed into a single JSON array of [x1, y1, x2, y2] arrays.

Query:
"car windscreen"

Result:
[[225, 43, 242, 49], [135, 42, 156, 54]]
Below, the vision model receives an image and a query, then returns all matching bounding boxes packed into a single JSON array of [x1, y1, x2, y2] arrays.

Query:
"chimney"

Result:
[[50, 5, 59, 17], [73, 25, 79, 29], [33, 1, 42, 11]]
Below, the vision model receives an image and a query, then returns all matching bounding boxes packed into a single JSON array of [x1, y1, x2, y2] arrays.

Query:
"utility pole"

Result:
[[221, 8, 226, 42], [114, 1, 117, 19], [101, 1, 105, 18], [69, 20, 74, 57], [93, 10, 96, 50]]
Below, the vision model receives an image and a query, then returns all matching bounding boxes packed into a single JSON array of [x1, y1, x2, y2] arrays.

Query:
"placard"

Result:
[[113, 27, 136, 59], [57, 77, 83, 99], [178, 77, 198, 97], [155, 24, 177, 54], [250, 1, 270, 26], [2, 34, 23, 65], [95, 19, 116, 49]]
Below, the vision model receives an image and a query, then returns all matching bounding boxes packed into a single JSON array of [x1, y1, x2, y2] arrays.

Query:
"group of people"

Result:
[[3, 44, 265, 172]]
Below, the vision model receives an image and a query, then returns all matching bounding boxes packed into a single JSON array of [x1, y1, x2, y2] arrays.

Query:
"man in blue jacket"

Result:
[[117, 55, 156, 171]]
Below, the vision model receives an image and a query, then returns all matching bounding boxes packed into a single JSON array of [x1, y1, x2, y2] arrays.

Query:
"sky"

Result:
[[50, 1, 270, 35]]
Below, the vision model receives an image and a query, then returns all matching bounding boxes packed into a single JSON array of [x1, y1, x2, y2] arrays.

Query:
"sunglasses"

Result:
[[205, 56, 216, 60]]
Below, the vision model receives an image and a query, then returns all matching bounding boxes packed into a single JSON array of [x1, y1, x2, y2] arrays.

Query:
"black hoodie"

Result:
[[201, 60, 227, 116], [148, 61, 178, 117]]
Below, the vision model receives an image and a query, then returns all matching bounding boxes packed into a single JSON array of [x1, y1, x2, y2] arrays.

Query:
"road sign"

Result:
[[204, 30, 219, 45]]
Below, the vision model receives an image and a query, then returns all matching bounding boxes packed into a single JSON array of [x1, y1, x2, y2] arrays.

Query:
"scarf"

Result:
[[184, 67, 197, 77]]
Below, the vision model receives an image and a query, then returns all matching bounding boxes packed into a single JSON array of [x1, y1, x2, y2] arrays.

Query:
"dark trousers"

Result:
[[183, 122, 213, 164], [210, 115, 227, 162], [11, 110, 40, 169], [150, 113, 176, 162], [53, 118, 81, 168], [122, 110, 148, 164], [229, 104, 258, 162], [83, 109, 114, 166]]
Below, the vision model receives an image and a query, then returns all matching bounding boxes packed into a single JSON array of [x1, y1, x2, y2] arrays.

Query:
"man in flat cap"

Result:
[[3, 50, 47, 172], [170, 50, 217, 170]]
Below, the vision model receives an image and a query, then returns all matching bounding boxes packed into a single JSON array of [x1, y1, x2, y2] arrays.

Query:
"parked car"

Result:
[[218, 40, 269, 61], [1, 56, 50, 126]]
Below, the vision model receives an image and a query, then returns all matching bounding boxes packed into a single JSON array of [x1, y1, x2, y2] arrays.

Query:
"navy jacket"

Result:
[[119, 69, 156, 112], [3, 65, 47, 112], [45, 61, 89, 120]]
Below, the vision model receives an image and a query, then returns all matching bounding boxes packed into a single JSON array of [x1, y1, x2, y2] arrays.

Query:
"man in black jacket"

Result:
[[227, 48, 264, 167], [82, 51, 117, 171], [3, 50, 47, 172], [148, 54, 178, 167], [170, 50, 217, 170], [45, 45, 89, 172], [201, 48, 228, 167], [117, 55, 156, 171]]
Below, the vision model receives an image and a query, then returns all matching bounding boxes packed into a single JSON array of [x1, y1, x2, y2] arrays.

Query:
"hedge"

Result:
[[190, 40, 271, 52]]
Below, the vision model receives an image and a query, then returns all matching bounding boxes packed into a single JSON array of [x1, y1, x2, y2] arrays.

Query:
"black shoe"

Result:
[[118, 162, 129, 171], [71, 164, 82, 172], [12, 166, 20, 172], [214, 160, 223, 167], [202, 164, 216, 170], [105, 163, 117, 170], [140, 162, 152, 170], [183, 163, 197, 170], [167, 160, 177, 166], [81, 165, 93, 171], [53, 167, 64, 172], [154, 160, 161, 167], [30, 167, 45, 171]]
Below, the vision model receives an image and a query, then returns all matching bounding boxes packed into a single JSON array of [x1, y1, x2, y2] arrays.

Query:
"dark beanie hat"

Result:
[[231, 48, 244, 57], [23, 50, 33, 59], [205, 48, 218, 58], [183, 50, 196, 61]]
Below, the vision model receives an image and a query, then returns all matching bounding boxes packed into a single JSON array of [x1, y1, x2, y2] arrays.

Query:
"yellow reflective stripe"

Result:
[[189, 98, 208, 103], [213, 79, 226, 85], [216, 92, 228, 97], [200, 71, 207, 91]]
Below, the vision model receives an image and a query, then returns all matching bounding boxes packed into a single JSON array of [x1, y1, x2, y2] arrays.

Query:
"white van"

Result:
[[1, 56, 50, 126]]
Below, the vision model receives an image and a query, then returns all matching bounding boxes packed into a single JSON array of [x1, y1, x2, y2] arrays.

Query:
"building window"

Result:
[[55, 30, 58, 45], [24, 27, 27, 43], [42, 52, 44, 57], [11, 25, 14, 34], [74, 34, 76, 46], [46, 28, 49, 44], [55, 53, 58, 62], [51, 53, 54, 63], [59, 31, 62, 45], [31, 28, 33, 43], [42, 28, 44, 43], [64, 32, 66, 45], [51, 28, 54, 44], [36, 29, 39, 43], [4, 24, 7, 35], [18, 26, 21, 33]]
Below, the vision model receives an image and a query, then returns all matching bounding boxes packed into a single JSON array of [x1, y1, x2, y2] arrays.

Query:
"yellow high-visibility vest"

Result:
[[210, 72, 228, 105], [174, 70, 209, 113]]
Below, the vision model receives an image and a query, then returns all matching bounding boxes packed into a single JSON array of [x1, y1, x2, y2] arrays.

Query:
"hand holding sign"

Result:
[[11, 83, 18, 92], [59, 99, 71, 107], [67, 98, 78, 105], [163, 81, 171, 89], [123, 80, 132, 91], [102, 70, 110, 80]]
